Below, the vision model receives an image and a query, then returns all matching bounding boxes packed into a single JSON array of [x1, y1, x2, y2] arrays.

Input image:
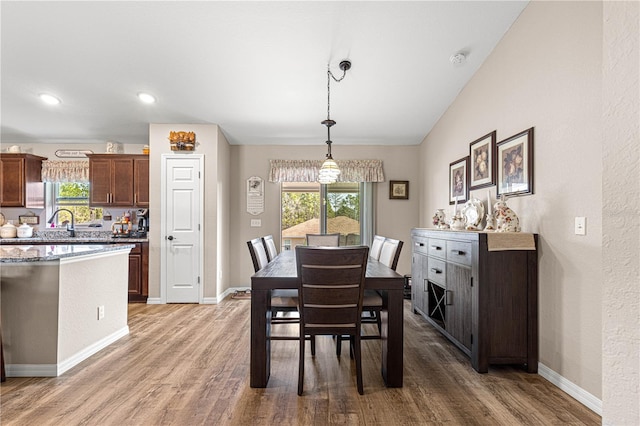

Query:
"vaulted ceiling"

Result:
[[1, 1, 528, 147]]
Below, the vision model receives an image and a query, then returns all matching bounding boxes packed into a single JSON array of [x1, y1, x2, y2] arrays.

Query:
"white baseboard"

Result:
[[146, 297, 163, 304], [7, 326, 129, 377], [202, 297, 217, 304], [538, 362, 602, 415]]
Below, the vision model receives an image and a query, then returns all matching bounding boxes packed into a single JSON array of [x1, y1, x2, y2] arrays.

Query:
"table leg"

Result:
[[250, 288, 271, 387], [381, 288, 403, 387]]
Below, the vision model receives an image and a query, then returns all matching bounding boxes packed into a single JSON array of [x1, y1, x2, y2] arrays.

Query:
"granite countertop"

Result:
[[0, 244, 135, 263], [0, 229, 149, 244]]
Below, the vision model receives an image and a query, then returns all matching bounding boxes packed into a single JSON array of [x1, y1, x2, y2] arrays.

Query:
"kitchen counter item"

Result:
[[17, 223, 33, 238], [0, 223, 17, 238]]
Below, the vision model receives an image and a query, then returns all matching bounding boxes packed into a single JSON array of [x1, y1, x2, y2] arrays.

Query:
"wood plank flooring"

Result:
[[1, 300, 600, 425]]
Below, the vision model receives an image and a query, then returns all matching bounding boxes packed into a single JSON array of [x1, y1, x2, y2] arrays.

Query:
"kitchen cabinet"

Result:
[[411, 228, 538, 373], [128, 242, 149, 303], [0, 154, 47, 208], [87, 154, 148, 207]]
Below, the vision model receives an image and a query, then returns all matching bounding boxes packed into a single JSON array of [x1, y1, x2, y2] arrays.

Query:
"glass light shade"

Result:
[[319, 157, 340, 184]]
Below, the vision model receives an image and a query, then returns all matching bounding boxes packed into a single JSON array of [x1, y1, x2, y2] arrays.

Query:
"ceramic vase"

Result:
[[432, 209, 449, 229]]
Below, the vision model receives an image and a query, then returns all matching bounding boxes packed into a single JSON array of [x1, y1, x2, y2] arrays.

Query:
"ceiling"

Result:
[[1, 1, 528, 147]]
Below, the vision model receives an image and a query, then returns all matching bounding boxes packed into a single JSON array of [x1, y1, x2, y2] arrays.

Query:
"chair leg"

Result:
[[376, 311, 382, 334], [336, 335, 342, 357], [354, 334, 363, 395], [298, 335, 305, 396], [310, 336, 316, 356]]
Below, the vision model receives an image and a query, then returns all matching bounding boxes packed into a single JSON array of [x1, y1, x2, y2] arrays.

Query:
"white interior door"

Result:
[[162, 155, 203, 303]]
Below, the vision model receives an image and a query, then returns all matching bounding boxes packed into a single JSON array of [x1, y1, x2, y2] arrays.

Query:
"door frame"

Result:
[[160, 154, 205, 304]]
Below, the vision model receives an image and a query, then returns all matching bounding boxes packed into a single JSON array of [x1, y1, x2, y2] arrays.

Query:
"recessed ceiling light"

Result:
[[137, 92, 156, 104], [39, 93, 61, 105]]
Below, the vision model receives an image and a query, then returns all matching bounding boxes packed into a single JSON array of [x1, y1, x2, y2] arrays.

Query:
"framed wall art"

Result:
[[497, 127, 534, 197], [389, 180, 409, 199], [469, 130, 496, 190], [449, 156, 469, 204]]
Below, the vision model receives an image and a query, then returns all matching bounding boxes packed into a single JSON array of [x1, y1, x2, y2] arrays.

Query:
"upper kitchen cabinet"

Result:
[[0, 154, 47, 208], [87, 154, 149, 207]]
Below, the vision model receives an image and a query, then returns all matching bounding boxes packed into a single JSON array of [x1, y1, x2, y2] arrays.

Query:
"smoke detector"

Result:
[[450, 52, 467, 65]]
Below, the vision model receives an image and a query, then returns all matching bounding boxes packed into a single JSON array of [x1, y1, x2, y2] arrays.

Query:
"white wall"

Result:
[[419, 0, 603, 402], [229, 144, 420, 289], [602, 1, 640, 424], [148, 124, 230, 302]]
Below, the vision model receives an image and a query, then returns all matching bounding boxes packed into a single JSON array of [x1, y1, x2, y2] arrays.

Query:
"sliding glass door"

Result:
[[281, 182, 371, 251]]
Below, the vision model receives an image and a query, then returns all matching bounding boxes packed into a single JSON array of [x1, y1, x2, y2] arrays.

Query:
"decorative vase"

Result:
[[494, 197, 521, 232], [432, 209, 448, 229]]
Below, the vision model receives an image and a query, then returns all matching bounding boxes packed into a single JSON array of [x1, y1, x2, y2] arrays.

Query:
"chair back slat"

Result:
[[247, 237, 269, 272], [306, 233, 340, 247], [296, 246, 368, 332], [378, 238, 403, 271], [369, 235, 385, 260], [263, 235, 278, 261]]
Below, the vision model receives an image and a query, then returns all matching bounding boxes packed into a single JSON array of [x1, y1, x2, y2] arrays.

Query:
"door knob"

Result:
[[167, 235, 174, 241]]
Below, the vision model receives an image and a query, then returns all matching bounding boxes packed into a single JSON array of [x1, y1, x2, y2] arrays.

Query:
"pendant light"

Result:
[[318, 60, 351, 184]]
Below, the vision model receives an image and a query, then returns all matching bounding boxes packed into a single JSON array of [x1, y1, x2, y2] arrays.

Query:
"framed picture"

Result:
[[449, 156, 469, 204], [497, 127, 534, 197], [389, 180, 409, 199], [469, 131, 496, 190]]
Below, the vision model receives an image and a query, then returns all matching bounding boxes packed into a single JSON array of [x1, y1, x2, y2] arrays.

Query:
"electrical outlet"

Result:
[[251, 219, 261, 227], [575, 217, 586, 235], [98, 305, 105, 320]]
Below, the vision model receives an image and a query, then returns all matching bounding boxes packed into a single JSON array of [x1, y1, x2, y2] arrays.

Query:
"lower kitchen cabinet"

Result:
[[411, 228, 538, 373], [128, 242, 149, 303]]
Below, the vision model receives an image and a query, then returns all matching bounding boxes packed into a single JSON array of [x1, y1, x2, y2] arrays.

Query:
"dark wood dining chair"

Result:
[[247, 237, 301, 340], [369, 235, 386, 260], [296, 245, 369, 395], [305, 233, 340, 247], [337, 237, 404, 357], [263, 234, 278, 262]]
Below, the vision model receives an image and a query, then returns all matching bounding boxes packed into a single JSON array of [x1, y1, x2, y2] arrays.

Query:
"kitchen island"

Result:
[[0, 244, 133, 377]]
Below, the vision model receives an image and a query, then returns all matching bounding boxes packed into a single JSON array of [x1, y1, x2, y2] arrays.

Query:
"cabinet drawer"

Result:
[[413, 236, 429, 255], [427, 258, 446, 286], [447, 241, 472, 266], [427, 238, 447, 259]]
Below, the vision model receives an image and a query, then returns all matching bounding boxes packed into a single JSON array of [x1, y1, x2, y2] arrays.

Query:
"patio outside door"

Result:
[[161, 155, 203, 303]]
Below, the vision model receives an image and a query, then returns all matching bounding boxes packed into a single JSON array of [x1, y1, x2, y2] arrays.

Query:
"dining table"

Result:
[[250, 249, 404, 388]]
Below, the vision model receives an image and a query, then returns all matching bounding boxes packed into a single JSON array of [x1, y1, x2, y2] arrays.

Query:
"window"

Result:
[[280, 182, 374, 251], [48, 182, 103, 226]]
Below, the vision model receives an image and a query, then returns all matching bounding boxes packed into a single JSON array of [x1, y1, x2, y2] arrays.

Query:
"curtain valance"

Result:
[[41, 160, 90, 183], [269, 159, 384, 183]]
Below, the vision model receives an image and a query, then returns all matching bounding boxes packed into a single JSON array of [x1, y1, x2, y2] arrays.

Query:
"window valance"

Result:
[[41, 160, 90, 183], [269, 159, 385, 183]]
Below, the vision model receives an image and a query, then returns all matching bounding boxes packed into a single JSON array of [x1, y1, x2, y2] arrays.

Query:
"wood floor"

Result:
[[1, 299, 600, 425]]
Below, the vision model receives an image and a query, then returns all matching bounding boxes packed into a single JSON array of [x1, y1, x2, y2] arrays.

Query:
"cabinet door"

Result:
[[411, 252, 424, 313], [111, 158, 135, 206], [89, 158, 112, 206], [446, 263, 472, 350], [0, 158, 24, 206], [128, 253, 142, 296], [133, 158, 149, 207]]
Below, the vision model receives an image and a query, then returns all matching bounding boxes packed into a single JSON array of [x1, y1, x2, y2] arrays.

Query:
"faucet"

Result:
[[48, 208, 75, 237]]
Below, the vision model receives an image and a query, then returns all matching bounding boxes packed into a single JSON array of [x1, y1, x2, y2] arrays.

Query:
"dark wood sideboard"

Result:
[[411, 228, 538, 373]]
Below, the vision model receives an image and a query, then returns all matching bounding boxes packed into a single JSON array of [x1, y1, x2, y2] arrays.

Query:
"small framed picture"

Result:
[[389, 180, 409, 200], [497, 127, 534, 197], [469, 131, 496, 190], [449, 156, 469, 204], [247, 176, 263, 195], [19, 215, 39, 225]]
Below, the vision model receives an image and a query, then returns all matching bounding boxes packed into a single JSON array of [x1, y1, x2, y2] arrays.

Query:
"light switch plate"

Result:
[[251, 219, 261, 227], [575, 217, 586, 235]]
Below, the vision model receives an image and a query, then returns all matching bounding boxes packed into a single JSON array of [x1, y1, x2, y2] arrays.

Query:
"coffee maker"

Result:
[[136, 209, 149, 236]]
